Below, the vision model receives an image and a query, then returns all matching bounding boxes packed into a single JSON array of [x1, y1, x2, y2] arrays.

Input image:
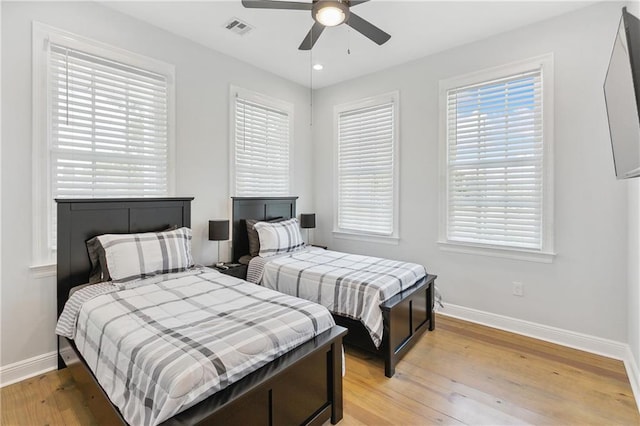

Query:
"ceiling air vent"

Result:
[[225, 18, 253, 36]]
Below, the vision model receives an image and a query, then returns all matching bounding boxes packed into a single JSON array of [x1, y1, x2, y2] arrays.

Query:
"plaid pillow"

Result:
[[245, 217, 284, 257], [95, 227, 193, 283], [254, 218, 305, 257], [86, 225, 178, 284]]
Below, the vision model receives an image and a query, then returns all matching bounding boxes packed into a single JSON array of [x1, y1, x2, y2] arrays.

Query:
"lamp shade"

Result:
[[300, 213, 316, 229], [208, 220, 229, 241]]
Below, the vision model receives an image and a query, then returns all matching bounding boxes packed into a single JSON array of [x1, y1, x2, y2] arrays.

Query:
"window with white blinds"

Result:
[[441, 56, 554, 257], [231, 88, 292, 196], [33, 24, 175, 263], [49, 44, 170, 199], [335, 93, 399, 238]]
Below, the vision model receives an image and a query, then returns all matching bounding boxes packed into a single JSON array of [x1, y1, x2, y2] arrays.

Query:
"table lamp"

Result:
[[300, 213, 316, 245], [209, 220, 229, 267]]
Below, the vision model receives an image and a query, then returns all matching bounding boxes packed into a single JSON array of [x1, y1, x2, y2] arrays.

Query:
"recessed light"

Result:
[[313, 64, 324, 71]]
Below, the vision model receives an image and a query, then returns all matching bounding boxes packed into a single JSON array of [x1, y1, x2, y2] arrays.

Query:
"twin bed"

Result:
[[231, 196, 436, 378], [56, 198, 346, 426], [56, 196, 436, 425]]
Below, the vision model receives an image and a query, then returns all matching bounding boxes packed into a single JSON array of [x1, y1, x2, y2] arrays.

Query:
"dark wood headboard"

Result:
[[231, 197, 298, 262], [56, 197, 194, 318]]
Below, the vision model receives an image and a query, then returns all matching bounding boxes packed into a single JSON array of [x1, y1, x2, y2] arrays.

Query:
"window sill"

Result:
[[30, 263, 56, 278], [333, 231, 399, 245], [437, 241, 555, 263]]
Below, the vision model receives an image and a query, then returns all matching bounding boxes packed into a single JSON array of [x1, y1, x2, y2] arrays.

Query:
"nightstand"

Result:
[[211, 263, 248, 280]]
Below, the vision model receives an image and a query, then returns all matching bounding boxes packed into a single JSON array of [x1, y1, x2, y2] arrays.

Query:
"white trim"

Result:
[[33, 22, 175, 76], [333, 91, 400, 239], [437, 241, 555, 263], [32, 22, 51, 265], [438, 54, 554, 261], [31, 22, 176, 265], [440, 303, 627, 360], [623, 346, 640, 413], [333, 230, 399, 245], [29, 263, 57, 279], [229, 84, 294, 197], [0, 351, 58, 388]]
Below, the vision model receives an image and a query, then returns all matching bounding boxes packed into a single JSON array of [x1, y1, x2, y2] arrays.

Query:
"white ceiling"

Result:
[[102, 0, 594, 88]]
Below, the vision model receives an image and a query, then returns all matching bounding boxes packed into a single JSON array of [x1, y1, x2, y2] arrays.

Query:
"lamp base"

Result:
[[215, 241, 224, 268]]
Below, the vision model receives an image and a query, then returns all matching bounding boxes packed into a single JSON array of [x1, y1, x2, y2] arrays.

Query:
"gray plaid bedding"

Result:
[[248, 248, 426, 348], [55, 267, 335, 426]]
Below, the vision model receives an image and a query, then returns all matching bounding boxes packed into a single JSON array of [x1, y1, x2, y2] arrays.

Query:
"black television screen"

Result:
[[604, 7, 640, 179]]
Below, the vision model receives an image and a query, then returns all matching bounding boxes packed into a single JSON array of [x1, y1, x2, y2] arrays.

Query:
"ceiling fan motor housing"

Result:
[[313, 0, 350, 27]]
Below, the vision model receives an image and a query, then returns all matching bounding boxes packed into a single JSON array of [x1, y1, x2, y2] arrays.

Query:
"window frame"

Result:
[[32, 22, 176, 268], [333, 91, 400, 244], [229, 85, 294, 197], [438, 54, 555, 263]]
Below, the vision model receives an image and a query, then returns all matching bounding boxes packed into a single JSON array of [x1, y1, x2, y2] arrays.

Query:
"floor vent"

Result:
[[225, 18, 253, 36]]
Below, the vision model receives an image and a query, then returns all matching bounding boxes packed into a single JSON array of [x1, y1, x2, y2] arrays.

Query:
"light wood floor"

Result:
[[1, 315, 638, 425]]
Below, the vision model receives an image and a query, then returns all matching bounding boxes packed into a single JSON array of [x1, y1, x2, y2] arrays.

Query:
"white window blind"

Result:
[[48, 43, 170, 246], [337, 100, 395, 235], [233, 94, 291, 196], [446, 68, 544, 250]]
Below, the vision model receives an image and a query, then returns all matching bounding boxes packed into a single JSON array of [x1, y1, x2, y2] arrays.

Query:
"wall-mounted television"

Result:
[[604, 7, 640, 179]]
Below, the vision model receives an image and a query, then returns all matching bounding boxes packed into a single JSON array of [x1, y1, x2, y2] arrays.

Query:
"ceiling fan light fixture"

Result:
[[313, 1, 349, 27]]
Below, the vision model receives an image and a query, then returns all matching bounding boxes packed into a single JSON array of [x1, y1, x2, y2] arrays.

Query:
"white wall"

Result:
[[0, 1, 312, 370], [312, 1, 629, 342], [625, 0, 640, 400]]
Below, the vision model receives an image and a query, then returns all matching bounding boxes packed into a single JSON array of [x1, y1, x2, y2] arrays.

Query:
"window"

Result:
[[230, 86, 293, 196], [33, 23, 175, 266], [334, 92, 399, 241], [439, 55, 554, 262]]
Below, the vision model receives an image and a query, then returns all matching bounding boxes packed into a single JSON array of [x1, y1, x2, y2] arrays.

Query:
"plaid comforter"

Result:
[[248, 248, 426, 348], [55, 268, 335, 426]]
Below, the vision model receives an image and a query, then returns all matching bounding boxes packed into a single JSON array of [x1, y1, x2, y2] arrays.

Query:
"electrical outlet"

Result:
[[512, 282, 524, 297]]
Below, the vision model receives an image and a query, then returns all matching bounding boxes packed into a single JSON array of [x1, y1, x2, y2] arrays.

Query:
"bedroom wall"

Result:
[[626, 1, 640, 403], [0, 1, 312, 373], [312, 1, 630, 343]]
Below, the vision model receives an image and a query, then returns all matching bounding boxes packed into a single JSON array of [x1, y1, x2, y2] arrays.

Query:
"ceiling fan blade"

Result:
[[298, 22, 325, 50], [346, 12, 391, 46], [350, 0, 370, 6], [241, 0, 312, 10]]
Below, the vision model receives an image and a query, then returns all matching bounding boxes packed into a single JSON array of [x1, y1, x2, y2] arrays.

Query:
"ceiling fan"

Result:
[[241, 0, 391, 50]]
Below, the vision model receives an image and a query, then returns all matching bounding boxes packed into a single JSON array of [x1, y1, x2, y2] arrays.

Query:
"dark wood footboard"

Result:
[[334, 274, 437, 377], [60, 326, 347, 426], [381, 274, 436, 377]]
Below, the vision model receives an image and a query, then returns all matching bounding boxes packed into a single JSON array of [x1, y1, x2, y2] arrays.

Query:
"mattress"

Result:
[[56, 267, 335, 426], [247, 248, 426, 347]]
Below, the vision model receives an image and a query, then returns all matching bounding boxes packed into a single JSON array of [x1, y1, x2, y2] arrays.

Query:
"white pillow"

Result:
[[96, 227, 193, 283], [254, 218, 305, 257]]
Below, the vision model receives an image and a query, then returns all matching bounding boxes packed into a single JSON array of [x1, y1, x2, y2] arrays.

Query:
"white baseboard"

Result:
[[623, 346, 640, 413], [440, 304, 640, 413], [0, 351, 57, 388], [440, 303, 628, 359]]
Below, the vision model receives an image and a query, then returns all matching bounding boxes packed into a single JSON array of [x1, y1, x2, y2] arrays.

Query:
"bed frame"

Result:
[[232, 196, 436, 378], [56, 198, 346, 425]]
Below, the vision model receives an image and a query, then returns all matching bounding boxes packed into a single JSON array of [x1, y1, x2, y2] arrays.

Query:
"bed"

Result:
[[231, 196, 436, 378], [56, 197, 347, 425]]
